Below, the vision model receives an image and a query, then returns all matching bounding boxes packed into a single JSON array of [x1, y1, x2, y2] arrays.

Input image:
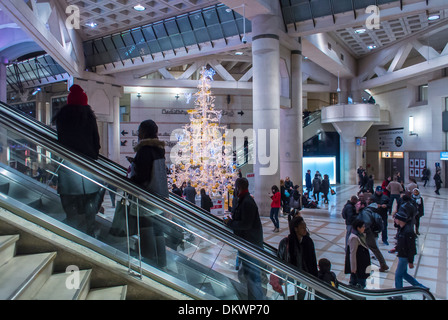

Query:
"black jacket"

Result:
[[53, 104, 100, 159], [372, 192, 390, 219], [201, 194, 214, 212], [396, 223, 417, 264], [131, 138, 169, 198], [277, 234, 318, 277], [341, 200, 357, 226], [227, 192, 264, 248]]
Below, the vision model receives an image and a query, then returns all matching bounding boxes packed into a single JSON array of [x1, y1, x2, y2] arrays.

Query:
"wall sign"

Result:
[[378, 128, 404, 152]]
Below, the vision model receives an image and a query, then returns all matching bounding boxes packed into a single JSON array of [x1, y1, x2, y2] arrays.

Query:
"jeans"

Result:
[[270, 207, 280, 229], [239, 253, 265, 300], [350, 273, 366, 289], [395, 257, 425, 289], [380, 214, 388, 243], [345, 225, 353, 250], [389, 194, 400, 213]]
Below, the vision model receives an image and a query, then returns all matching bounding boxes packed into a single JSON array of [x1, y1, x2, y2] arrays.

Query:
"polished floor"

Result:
[[262, 182, 448, 300]]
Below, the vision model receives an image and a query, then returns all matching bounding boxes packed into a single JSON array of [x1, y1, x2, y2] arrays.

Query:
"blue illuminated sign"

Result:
[[440, 152, 448, 160]]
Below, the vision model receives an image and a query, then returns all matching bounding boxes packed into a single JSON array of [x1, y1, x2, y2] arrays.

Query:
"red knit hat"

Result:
[[67, 84, 88, 106]]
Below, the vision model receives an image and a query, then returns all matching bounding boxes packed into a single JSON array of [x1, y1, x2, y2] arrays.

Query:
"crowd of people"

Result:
[[343, 171, 429, 295]]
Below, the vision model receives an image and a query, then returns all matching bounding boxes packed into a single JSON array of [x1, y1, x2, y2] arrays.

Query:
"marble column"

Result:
[[252, 14, 281, 216], [280, 49, 303, 189]]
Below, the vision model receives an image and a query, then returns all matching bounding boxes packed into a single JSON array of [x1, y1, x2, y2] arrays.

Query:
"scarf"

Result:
[[412, 188, 422, 205], [352, 228, 368, 248]]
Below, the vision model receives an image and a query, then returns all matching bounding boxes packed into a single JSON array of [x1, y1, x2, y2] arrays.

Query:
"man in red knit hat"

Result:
[[52, 84, 102, 237], [67, 84, 88, 106]]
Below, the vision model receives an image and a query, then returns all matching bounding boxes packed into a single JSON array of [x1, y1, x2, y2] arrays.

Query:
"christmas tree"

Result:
[[170, 67, 237, 199]]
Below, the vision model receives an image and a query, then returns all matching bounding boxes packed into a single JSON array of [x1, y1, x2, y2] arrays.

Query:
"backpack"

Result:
[[369, 212, 383, 234]]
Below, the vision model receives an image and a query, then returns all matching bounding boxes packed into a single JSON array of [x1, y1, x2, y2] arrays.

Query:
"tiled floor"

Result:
[[262, 183, 448, 300]]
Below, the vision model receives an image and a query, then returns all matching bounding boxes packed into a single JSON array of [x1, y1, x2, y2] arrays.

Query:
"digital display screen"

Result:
[[303, 157, 337, 185]]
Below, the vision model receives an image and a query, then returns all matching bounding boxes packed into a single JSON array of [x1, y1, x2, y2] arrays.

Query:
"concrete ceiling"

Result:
[[65, 0, 221, 40], [1, 0, 448, 94]]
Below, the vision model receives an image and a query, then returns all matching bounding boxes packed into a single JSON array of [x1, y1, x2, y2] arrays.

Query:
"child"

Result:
[[318, 258, 338, 288]]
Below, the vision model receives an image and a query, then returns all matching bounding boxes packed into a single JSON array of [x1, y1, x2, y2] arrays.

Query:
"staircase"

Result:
[[0, 234, 127, 300]]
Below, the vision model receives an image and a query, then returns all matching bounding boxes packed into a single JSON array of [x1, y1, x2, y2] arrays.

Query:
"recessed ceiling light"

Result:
[[428, 14, 440, 21], [355, 28, 367, 34], [235, 51, 244, 55], [134, 4, 146, 11], [367, 45, 377, 50], [86, 22, 97, 28]]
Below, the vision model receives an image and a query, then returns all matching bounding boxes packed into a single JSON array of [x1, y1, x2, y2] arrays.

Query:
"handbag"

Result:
[[109, 193, 138, 237], [330, 188, 336, 195]]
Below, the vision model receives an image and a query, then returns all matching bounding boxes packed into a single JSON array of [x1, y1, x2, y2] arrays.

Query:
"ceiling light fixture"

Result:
[[355, 28, 366, 34], [134, 4, 146, 11], [86, 22, 97, 28], [367, 45, 377, 50], [428, 14, 440, 21], [235, 51, 244, 56]]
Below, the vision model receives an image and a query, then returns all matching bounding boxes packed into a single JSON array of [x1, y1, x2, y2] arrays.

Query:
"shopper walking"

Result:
[[305, 169, 313, 194], [129, 119, 170, 268], [393, 210, 428, 292], [411, 188, 424, 235], [434, 169, 442, 195], [357, 197, 389, 272], [372, 186, 390, 245], [321, 174, 330, 204], [269, 185, 281, 232], [387, 176, 403, 214], [53, 84, 102, 237], [312, 174, 321, 202], [183, 181, 197, 204], [342, 195, 359, 250], [345, 219, 371, 289], [225, 178, 265, 300], [277, 216, 318, 298]]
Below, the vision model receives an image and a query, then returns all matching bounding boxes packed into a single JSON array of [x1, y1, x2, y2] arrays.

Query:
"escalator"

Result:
[[0, 101, 435, 300]]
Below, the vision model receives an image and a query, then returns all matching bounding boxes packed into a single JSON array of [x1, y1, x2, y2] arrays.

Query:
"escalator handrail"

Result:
[[0, 102, 127, 175], [338, 282, 435, 300], [0, 103, 355, 300]]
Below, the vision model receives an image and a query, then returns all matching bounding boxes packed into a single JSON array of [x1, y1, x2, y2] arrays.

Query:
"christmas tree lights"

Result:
[[170, 67, 237, 198]]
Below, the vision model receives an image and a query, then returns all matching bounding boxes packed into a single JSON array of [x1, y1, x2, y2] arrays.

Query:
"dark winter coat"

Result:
[[128, 138, 169, 219], [372, 192, 390, 219], [357, 203, 383, 234], [227, 191, 264, 248], [53, 104, 101, 195], [396, 223, 417, 264], [201, 194, 214, 212], [321, 178, 330, 194], [277, 234, 318, 277], [341, 200, 357, 226], [130, 138, 169, 198], [305, 172, 312, 190]]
